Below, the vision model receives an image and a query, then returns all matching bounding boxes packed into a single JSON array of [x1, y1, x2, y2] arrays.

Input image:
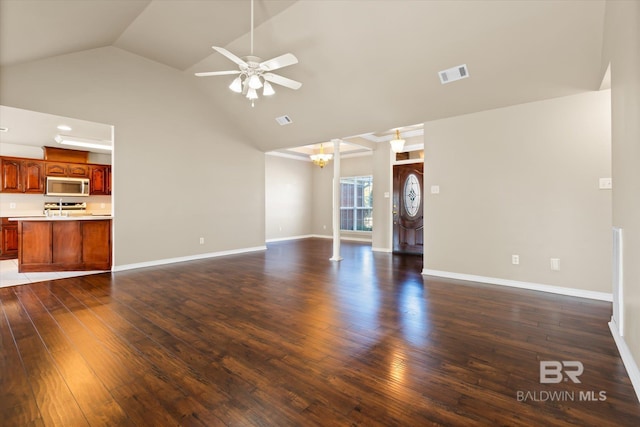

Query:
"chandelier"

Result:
[[389, 129, 405, 153], [310, 144, 333, 168]]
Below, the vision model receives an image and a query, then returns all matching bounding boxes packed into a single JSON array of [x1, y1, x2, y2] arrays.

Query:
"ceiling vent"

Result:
[[275, 115, 293, 126], [438, 64, 469, 84]]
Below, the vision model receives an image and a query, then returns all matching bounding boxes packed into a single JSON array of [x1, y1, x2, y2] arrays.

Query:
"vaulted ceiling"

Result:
[[0, 0, 608, 152]]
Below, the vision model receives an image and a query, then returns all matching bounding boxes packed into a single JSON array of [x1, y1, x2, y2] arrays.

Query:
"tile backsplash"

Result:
[[0, 193, 112, 217]]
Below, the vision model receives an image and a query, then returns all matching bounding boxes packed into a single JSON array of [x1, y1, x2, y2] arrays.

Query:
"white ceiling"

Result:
[[0, 0, 608, 153], [0, 105, 113, 155]]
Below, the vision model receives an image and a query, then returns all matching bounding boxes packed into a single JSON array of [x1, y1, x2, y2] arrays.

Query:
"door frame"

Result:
[[388, 155, 424, 254], [391, 161, 424, 254]]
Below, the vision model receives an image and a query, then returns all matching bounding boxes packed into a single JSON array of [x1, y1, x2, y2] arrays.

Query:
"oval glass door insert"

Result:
[[404, 173, 421, 217]]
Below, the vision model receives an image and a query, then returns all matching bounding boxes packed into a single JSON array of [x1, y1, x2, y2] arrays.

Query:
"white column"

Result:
[[330, 138, 342, 261]]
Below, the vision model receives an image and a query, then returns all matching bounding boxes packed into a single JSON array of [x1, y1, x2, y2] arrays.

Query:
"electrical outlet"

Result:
[[550, 258, 560, 271], [599, 178, 612, 190], [512, 255, 520, 265], [9, 203, 16, 209], [199, 237, 204, 245]]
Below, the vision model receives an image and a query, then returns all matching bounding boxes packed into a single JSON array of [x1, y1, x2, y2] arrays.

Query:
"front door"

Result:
[[393, 163, 424, 254]]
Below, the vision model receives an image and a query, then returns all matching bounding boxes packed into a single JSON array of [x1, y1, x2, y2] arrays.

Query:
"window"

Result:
[[340, 176, 373, 231]]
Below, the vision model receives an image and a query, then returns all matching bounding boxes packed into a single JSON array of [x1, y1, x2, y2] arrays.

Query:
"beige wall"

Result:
[[265, 152, 378, 240], [265, 155, 313, 240], [341, 153, 373, 177], [372, 145, 393, 251], [423, 90, 612, 293], [310, 154, 374, 239], [0, 46, 266, 267], [602, 0, 640, 378]]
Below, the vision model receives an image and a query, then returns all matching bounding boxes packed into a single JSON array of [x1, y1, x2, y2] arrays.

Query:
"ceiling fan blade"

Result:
[[194, 70, 241, 77], [212, 46, 247, 67], [259, 53, 298, 72], [263, 73, 302, 90]]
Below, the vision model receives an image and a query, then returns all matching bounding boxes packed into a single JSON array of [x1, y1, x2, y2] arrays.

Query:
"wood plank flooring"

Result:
[[1, 238, 639, 426]]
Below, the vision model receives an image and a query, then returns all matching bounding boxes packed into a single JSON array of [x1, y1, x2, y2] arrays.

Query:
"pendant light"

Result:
[[389, 129, 405, 153]]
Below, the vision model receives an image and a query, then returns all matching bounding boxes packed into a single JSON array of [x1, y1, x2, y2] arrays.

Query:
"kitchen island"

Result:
[[10, 216, 112, 273]]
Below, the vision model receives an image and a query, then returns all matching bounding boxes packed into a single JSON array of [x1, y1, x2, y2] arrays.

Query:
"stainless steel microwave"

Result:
[[46, 176, 90, 197]]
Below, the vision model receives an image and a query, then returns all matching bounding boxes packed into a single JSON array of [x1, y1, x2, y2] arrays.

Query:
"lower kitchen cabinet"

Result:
[[17, 219, 111, 272], [0, 218, 18, 260]]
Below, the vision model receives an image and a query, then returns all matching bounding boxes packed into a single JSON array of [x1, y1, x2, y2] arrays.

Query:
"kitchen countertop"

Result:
[[9, 215, 113, 221]]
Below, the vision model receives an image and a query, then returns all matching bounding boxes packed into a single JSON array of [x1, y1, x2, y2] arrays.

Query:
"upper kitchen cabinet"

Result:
[[1, 157, 45, 193], [1, 157, 21, 192], [23, 160, 46, 192], [45, 162, 90, 178], [0, 105, 114, 195], [90, 165, 111, 195]]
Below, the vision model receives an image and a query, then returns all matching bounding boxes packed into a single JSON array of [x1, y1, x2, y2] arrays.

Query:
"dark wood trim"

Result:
[[1, 239, 638, 425]]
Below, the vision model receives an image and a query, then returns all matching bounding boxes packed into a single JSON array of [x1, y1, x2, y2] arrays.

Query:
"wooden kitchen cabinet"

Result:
[[0, 157, 45, 193], [17, 219, 112, 272], [90, 165, 111, 195], [46, 162, 89, 178], [22, 160, 46, 193], [68, 164, 90, 178], [1, 155, 109, 195], [0, 218, 18, 260], [1, 158, 22, 192], [82, 220, 111, 267]]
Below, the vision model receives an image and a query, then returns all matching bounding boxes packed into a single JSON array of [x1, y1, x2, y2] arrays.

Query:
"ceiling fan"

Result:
[[195, 0, 302, 106]]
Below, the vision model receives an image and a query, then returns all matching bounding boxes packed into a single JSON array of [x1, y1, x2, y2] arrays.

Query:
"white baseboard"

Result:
[[266, 234, 314, 243], [113, 245, 267, 272], [372, 247, 392, 253], [422, 269, 613, 302], [609, 319, 640, 403], [310, 234, 332, 239], [268, 234, 372, 243], [340, 236, 372, 243]]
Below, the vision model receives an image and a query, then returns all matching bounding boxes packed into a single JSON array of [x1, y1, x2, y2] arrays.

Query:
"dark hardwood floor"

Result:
[[1, 238, 639, 426]]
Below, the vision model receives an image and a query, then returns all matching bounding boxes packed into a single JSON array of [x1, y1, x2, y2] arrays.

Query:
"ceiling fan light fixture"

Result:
[[229, 76, 243, 93], [389, 129, 405, 153], [194, 0, 301, 106], [246, 87, 258, 100], [248, 74, 263, 89], [263, 81, 275, 96]]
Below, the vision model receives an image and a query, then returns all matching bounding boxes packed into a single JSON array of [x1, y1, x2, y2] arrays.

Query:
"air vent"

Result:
[[275, 115, 293, 126], [438, 64, 469, 84]]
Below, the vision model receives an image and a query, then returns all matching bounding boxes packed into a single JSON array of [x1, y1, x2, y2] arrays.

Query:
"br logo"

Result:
[[540, 361, 584, 383]]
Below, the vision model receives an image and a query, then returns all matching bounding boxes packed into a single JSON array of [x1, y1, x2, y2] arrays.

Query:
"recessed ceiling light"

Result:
[[0, 127, 8, 132], [57, 124, 72, 131]]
